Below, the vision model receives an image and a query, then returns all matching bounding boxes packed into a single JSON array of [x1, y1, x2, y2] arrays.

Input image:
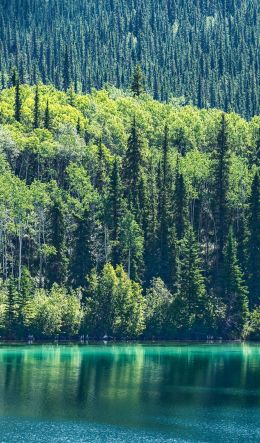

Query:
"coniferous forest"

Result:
[[0, 0, 259, 118], [0, 1, 259, 342]]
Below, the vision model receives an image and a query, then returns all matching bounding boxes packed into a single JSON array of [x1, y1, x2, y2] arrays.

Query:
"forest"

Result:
[[0, 0, 259, 118], [0, 71, 259, 341]]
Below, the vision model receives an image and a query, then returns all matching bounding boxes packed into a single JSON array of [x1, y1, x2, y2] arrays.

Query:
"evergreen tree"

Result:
[[144, 158, 159, 283], [70, 209, 94, 288], [47, 195, 67, 287], [14, 77, 22, 122], [5, 278, 22, 338], [119, 212, 144, 282], [248, 172, 260, 308], [96, 141, 107, 191], [11, 68, 18, 87], [221, 229, 249, 338], [33, 84, 40, 129], [63, 46, 70, 91], [174, 225, 207, 337], [44, 100, 50, 129], [174, 159, 188, 240], [76, 117, 81, 135], [212, 113, 230, 267], [108, 159, 125, 267], [123, 117, 144, 217], [158, 125, 173, 284], [131, 64, 145, 97]]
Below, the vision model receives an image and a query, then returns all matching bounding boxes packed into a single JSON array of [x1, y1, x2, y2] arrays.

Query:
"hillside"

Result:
[[0, 84, 259, 340], [0, 0, 259, 118]]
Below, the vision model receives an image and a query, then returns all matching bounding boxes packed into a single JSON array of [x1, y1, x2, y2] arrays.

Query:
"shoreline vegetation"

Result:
[[0, 76, 259, 343]]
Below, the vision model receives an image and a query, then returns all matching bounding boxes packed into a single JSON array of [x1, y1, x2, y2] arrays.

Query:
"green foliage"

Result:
[[220, 230, 249, 339], [0, 84, 258, 340], [173, 226, 209, 337], [145, 278, 174, 338], [0, 0, 258, 118], [84, 264, 145, 338], [24, 285, 82, 338], [131, 65, 145, 97]]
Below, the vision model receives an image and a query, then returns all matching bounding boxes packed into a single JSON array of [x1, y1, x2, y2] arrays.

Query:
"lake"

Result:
[[0, 343, 259, 442]]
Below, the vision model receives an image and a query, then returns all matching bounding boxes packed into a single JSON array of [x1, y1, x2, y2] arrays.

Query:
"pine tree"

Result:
[[33, 84, 40, 129], [144, 158, 159, 283], [212, 113, 230, 267], [14, 77, 22, 122], [6, 277, 22, 338], [158, 125, 173, 284], [47, 195, 68, 287], [131, 64, 145, 97], [175, 225, 207, 337], [63, 46, 70, 92], [11, 67, 18, 87], [248, 172, 260, 308], [108, 159, 125, 267], [44, 100, 50, 129], [221, 229, 249, 339], [174, 158, 188, 240], [70, 209, 94, 288], [96, 140, 107, 191], [123, 117, 144, 216], [76, 117, 81, 135]]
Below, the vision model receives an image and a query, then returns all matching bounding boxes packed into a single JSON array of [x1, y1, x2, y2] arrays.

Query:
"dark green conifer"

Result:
[[174, 158, 188, 240], [47, 195, 68, 287], [248, 172, 260, 308], [108, 159, 125, 267], [44, 100, 50, 129], [33, 84, 40, 129], [212, 113, 230, 267], [123, 117, 144, 215], [14, 77, 22, 122], [221, 229, 249, 338], [175, 225, 207, 336], [63, 46, 71, 91], [131, 64, 145, 97]]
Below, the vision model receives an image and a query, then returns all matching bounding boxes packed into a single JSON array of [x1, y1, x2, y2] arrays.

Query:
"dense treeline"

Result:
[[0, 0, 259, 118], [0, 83, 259, 340]]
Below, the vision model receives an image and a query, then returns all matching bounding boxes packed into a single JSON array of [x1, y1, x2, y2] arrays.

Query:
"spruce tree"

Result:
[[131, 64, 145, 97], [158, 125, 173, 284], [248, 172, 260, 308], [174, 158, 188, 240], [108, 159, 125, 267], [221, 229, 249, 339], [47, 195, 68, 287], [70, 209, 94, 288], [123, 117, 144, 217], [33, 84, 40, 129], [63, 46, 70, 92], [14, 77, 22, 122], [96, 140, 107, 191], [44, 100, 50, 129], [145, 158, 159, 283], [212, 113, 230, 267], [175, 225, 207, 337], [11, 68, 18, 87], [76, 117, 81, 135]]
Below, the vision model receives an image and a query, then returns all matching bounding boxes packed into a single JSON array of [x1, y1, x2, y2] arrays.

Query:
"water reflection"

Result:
[[0, 344, 259, 426]]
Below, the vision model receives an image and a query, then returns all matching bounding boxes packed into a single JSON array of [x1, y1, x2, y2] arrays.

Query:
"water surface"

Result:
[[0, 343, 259, 442]]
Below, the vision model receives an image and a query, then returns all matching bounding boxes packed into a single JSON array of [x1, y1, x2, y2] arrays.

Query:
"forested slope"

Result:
[[0, 84, 259, 340], [0, 0, 259, 118]]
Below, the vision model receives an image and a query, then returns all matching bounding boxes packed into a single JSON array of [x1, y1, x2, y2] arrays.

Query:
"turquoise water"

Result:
[[0, 344, 259, 442]]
